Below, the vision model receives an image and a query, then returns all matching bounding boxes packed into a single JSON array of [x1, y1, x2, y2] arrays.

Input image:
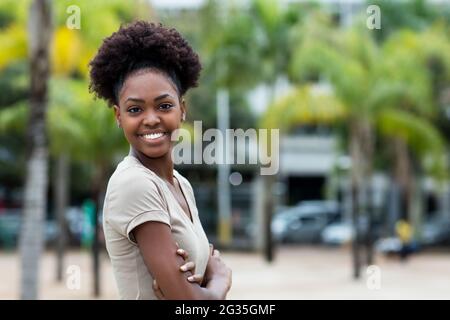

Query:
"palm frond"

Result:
[[0, 24, 27, 70], [0, 101, 27, 133], [377, 108, 448, 180], [260, 85, 346, 131]]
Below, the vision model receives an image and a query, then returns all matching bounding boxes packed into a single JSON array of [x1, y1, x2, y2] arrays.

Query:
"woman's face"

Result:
[[114, 70, 185, 159]]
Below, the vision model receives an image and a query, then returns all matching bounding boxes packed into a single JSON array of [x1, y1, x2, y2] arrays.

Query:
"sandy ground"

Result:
[[1, 245, 449, 300]]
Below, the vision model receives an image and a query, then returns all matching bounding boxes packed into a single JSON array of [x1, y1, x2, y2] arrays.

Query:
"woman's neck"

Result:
[[129, 147, 175, 185]]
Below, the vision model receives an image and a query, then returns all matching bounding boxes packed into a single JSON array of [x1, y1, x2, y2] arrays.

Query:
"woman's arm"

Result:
[[133, 221, 231, 300], [202, 247, 232, 299]]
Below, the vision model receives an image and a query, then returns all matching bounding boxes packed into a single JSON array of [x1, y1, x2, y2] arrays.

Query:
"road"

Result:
[[1, 245, 449, 299]]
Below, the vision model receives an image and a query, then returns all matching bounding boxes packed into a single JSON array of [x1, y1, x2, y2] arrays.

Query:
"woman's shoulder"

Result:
[[105, 157, 168, 211]]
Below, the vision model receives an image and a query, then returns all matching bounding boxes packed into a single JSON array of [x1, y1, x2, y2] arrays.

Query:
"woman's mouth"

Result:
[[138, 132, 167, 143]]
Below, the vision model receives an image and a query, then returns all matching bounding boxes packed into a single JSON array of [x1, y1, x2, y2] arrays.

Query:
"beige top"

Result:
[[102, 155, 210, 300]]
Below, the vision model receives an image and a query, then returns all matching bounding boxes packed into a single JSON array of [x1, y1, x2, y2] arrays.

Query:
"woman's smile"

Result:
[[137, 131, 169, 144]]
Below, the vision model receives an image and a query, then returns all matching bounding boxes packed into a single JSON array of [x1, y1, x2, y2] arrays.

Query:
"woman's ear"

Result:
[[113, 105, 121, 128]]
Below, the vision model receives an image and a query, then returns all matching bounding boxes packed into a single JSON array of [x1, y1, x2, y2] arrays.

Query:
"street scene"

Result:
[[1, 0, 450, 300], [1, 245, 449, 299]]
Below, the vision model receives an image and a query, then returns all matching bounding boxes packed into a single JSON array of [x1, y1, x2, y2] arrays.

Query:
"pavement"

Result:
[[1, 245, 449, 299]]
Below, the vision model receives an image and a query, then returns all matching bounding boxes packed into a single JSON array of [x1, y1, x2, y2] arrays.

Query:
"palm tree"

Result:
[[47, 0, 136, 295], [49, 25, 83, 283], [199, 1, 261, 249], [375, 27, 450, 238], [288, 14, 448, 278], [207, 0, 300, 260], [19, 0, 52, 300], [0, 0, 136, 296], [260, 85, 346, 131], [0, 79, 128, 297], [248, 0, 304, 262], [49, 77, 128, 295], [289, 16, 376, 276]]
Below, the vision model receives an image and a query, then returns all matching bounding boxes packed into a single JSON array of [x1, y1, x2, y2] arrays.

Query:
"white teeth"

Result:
[[142, 133, 164, 140]]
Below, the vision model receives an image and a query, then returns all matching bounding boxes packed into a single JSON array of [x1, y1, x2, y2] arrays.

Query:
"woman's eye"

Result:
[[159, 103, 173, 110], [127, 107, 141, 113]]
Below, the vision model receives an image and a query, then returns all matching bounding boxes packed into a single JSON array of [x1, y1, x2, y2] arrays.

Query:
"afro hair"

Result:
[[89, 21, 202, 106]]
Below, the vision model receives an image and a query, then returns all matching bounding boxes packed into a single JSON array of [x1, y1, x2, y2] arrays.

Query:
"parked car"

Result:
[[321, 222, 353, 245], [0, 210, 58, 249], [375, 214, 450, 254], [421, 214, 450, 246], [271, 200, 341, 244], [374, 237, 403, 255], [0, 212, 21, 249], [321, 216, 383, 246]]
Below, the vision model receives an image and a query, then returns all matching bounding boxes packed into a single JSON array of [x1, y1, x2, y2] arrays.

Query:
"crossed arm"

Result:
[[132, 221, 232, 300]]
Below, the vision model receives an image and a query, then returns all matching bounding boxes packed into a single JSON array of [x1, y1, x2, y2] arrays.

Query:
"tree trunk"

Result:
[[349, 119, 374, 278], [217, 89, 232, 248], [360, 120, 375, 268], [19, 0, 52, 300], [393, 138, 411, 221], [365, 182, 374, 266], [91, 164, 107, 297], [263, 174, 276, 262], [387, 182, 401, 236], [262, 84, 279, 263], [350, 182, 361, 279], [393, 138, 425, 242], [54, 154, 69, 282], [409, 176, 423, 242], [350, 123, 362, 279]]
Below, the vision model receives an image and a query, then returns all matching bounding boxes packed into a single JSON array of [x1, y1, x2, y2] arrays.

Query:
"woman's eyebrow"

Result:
[[125, 97, 146, 104], [153, 93, 174, 102]]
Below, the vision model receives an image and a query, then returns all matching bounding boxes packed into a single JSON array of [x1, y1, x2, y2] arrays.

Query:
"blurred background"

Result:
[[0, 0, 450, 299]]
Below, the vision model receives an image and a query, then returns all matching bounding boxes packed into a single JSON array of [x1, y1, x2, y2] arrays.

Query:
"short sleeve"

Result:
[[105, 169, 171, 245]]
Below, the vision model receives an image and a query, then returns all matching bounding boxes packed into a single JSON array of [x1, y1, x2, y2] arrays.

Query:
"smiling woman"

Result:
[[88, 21, 232, 300]]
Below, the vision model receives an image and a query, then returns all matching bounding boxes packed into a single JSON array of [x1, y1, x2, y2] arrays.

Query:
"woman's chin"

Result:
[[140, 148, 170, 159]]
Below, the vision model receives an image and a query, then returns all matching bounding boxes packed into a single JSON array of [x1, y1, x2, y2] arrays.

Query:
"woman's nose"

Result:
[[142, 111, 161, 126]]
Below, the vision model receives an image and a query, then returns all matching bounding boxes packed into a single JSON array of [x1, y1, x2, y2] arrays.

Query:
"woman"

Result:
[[89, 21, 232, 299]]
